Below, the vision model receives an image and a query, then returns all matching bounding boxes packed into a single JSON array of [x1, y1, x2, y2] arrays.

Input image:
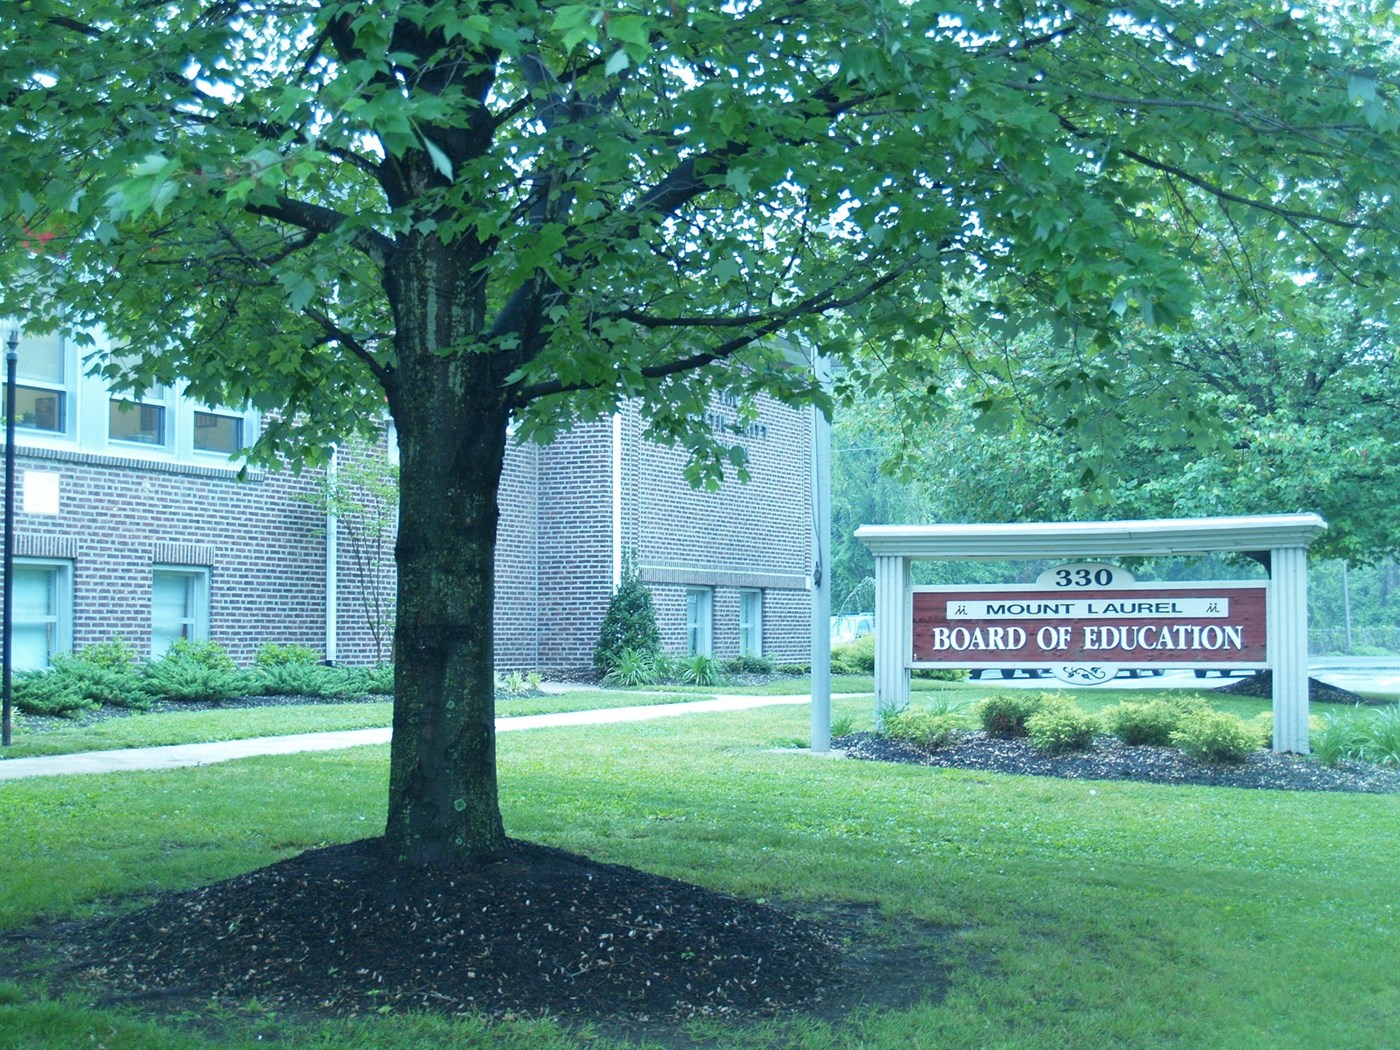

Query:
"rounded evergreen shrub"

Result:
[[976, 693, 1052, 738], [882, 708, 963, 750], [1026, 702, 1099, 754], [1101, 700, 1183, 747], [1170, 710, 1259, 764]]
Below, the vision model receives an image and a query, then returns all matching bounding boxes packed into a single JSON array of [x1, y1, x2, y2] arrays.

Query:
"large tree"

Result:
[[2, 0, 1396, 865]]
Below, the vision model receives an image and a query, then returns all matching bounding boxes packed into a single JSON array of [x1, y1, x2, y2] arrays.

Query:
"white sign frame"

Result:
[[855, 515, 1328, 754]]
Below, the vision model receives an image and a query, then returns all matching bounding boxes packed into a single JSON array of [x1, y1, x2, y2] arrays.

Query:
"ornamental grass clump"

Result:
[[1025, 700, 1099, 754], [1169, 709, 1259, 765], [1310, 710, 1370, 767]]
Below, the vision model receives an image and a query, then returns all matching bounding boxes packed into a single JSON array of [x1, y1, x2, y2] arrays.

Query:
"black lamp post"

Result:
[[3, 327, 17, 747]]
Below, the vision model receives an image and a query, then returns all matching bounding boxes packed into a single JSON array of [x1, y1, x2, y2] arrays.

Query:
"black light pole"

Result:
[[3, 327, 17, 747]]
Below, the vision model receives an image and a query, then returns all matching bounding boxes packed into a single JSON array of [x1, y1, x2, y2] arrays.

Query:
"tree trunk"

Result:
[[381, 236, 509, 867]]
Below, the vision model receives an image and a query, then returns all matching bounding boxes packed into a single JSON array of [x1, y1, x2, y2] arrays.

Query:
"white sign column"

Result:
[[873, 552, 910, 723], [1268, 544, 1310, 753]]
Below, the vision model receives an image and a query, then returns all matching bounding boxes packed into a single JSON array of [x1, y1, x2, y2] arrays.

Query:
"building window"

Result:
[[109, 397, 167, 445], [739, 589, 763, 657], [193, 410, 244, 454], [9, 330, 68, 434], [151, 567, 210, 655], [685, 587, 713, 655], [11, 559, 73, 670]]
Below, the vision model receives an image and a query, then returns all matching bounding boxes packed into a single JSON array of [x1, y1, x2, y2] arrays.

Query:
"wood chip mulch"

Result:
[[56, 837, 851, 1024]]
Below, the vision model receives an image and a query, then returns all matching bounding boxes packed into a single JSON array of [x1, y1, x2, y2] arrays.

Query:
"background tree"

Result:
[[298, 437, 401, 665], [3, 0, 1397, 866]]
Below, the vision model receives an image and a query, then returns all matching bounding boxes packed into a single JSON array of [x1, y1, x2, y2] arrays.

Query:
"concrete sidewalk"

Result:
[[0, 694, 813, 781]]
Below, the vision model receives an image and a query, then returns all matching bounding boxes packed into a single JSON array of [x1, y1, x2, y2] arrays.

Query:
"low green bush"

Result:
[[976, 693, 1053, 738], [1101, 700, 1183, 747], [255, 661, 357, 698], [1026, 701, 1099, 754], [143, 645, 251, 703], [1170, 709, 1259, 765], [12, 669, 94, 717], [50, 653, 154, 709], [350, 663, 395, 696], [254, 642, 323, 668], [911, 667, 970, 681], [722, 654, 776, 675], [830, 635, 876, 675], [882, 708, 963, 750], [777, 663, 809, 675], [163, 638, 237, 672]]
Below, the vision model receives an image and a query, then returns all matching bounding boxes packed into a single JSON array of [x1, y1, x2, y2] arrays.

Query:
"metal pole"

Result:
[[809, 353, 832, 752], [3, 328, 19, 747]]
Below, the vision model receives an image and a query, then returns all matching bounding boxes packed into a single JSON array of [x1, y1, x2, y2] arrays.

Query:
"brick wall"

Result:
[[11, 444, 326, 663], [2, 392, 812, 673]]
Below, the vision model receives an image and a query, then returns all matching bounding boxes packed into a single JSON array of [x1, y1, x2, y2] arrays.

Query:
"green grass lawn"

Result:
[[1, 697, 1397, 1048]]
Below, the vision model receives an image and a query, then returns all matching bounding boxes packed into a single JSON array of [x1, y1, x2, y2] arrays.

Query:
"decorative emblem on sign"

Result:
[[1052, 664, 1119, 685]]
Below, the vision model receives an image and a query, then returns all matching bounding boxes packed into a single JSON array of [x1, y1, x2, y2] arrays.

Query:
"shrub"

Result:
[[75, 636, 140, 671], [496, 670, 544, 697], [911, 667, 970, 681], [976, 693, 1052, 738], [143, 647, 250, 703], [593, 554, 661, 672], [602, 648, 659, 687], [679, 653, 727, 687], [163, 638, 237, 672], [49, 652, 155, 710], [254, 642, 323, 669], [12, 669, 94, 717], [830, 635, 876, 675], [351, 664, 395, 695], [882, 708, 963, 750], [777, 663, 810, 675], [1170, 710, 1259, 765], [722, 654, 776, 675], [1026, 701, 1099, 754], [256, 661, 357, 698], [1101, 700, 1183, 747]]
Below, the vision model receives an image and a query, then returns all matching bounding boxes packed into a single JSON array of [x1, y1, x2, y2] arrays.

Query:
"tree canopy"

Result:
[[3, 0, 1397, 863]]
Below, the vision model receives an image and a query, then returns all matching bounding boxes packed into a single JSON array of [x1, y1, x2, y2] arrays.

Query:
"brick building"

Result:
[[2, 326, 813, 673]]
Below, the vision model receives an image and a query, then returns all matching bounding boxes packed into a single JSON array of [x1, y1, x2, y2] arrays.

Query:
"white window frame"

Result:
[[151, 566, 211, 656], [11, 558, 74, 670], [685, 586, 714, 656], [5, 327, 77, 443], [739, 588, 763, 658], [108, 385, 172, 450]]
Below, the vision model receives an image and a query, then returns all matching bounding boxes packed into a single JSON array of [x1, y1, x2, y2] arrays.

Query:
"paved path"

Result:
[[0, 695, 814, 782]]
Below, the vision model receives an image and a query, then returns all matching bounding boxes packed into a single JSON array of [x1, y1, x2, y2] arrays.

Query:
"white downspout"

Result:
[[611, 412, 623, 589], [325, 444, 339, 663]]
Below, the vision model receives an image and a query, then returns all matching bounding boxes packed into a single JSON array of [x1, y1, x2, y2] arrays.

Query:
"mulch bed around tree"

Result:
[[46, 839, 842, 1022]]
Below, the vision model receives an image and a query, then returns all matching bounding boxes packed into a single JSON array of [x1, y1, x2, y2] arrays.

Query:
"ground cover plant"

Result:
[[1, 700, 1398, 1049]]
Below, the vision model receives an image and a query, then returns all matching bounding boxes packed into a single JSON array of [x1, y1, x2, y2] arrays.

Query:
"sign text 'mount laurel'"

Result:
[[912, 584, 1269, 667]]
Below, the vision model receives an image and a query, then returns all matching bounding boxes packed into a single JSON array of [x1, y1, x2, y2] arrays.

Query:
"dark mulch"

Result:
[[837, 731, 1400, 794], [1218, 671, 1379, 705], [14, 838, 946, 1035]]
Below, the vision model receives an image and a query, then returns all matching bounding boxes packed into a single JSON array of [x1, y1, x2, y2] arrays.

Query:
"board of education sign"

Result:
[[911, 564, 1268, 670]]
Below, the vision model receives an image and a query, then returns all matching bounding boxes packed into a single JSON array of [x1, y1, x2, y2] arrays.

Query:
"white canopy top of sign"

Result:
[[855, 513, 1327, 560]]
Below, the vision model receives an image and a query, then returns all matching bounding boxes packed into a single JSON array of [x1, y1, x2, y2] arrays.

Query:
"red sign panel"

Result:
[[911, 584, 1268, 667]]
